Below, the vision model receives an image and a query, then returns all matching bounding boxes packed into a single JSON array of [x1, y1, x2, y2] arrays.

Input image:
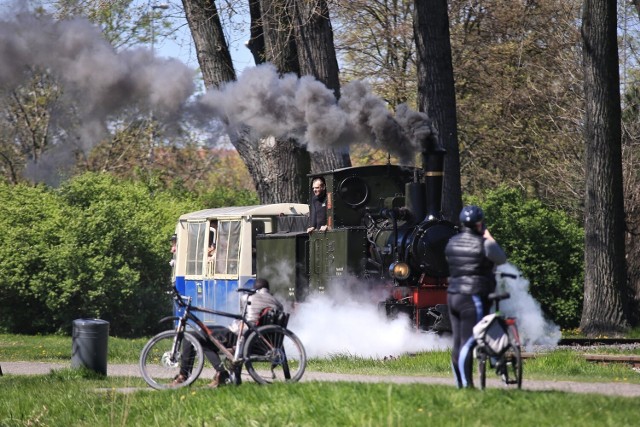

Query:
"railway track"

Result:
[[522, 337, 640, 366], [522, 352, 640, 365], [558, 338, 640, 346]]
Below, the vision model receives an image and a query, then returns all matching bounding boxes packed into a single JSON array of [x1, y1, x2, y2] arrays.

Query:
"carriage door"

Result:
[[184, 221, 207, 306], [205, 220, 242, 322]]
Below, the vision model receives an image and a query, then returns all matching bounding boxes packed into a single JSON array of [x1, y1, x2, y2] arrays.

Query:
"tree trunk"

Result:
[[259, 0, 300, 74], [247, 0, 266, 65], [180, 0, 236, 87], [290, 0, 351, 173], [413, 0, 462, 222], [625, 0, 640, 328], [624, 154, 640, 325], [182, 0, 309, 204], [235, 134, 310, 202], [580, 0, 630, 335]]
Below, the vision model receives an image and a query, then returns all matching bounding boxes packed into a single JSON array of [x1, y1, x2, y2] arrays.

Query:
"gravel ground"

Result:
[[3, 361, 640, 397]]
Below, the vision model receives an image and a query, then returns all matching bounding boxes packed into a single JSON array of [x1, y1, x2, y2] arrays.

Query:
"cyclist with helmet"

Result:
[[445, 205, 507, 388]]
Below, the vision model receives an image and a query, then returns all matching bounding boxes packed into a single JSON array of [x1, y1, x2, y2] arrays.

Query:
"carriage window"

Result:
[[186, 222, 207, 276], [214, 220, 241, 276]]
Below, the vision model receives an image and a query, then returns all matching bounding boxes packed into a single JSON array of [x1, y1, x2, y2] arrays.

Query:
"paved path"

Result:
[[3, 361, 640, 397]]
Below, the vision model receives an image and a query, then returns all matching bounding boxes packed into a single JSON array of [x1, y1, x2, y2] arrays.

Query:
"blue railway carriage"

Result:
[[171, 203, 309, 326]]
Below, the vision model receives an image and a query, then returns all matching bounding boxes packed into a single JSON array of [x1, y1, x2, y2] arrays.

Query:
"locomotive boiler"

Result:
[[256, 136, 457, 332]]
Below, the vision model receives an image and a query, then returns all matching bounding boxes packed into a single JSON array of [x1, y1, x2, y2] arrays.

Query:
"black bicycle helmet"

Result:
[[459, 205, 484, 227]]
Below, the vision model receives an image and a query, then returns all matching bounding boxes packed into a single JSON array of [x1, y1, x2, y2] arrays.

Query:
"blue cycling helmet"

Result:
[[459, 205, 484, 228]]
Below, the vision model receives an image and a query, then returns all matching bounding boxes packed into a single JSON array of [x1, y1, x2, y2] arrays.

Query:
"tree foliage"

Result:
[[332, 0, 416, 107], [0, 173, 199, 336], [331, 0, 418, 170], [449, 0, 585, 216]]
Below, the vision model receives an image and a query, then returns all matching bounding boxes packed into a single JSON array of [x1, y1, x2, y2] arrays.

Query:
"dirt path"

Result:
[[3, 361, 640, 397]]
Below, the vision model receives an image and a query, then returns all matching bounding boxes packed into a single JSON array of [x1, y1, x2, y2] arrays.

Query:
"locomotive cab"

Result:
[[256, 138, 457, 332]]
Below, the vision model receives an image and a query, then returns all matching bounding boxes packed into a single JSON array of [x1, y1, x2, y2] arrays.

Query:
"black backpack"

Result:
[[257, 308, 290, 328]]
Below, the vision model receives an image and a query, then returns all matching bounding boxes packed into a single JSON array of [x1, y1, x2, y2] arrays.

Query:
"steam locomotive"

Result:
[[255, 137, 457, 332], [172, 134, 457, 332]]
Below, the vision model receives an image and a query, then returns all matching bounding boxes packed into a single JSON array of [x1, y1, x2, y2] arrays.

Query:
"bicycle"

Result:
[[139, 286, 307, 390], [475, 272, 523, 390]]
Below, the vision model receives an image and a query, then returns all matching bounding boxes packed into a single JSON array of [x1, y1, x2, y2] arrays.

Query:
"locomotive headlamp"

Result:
[[389, 262, 410, 280]]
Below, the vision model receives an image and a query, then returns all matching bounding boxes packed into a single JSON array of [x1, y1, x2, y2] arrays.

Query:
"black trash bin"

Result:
[[71, 318, 109, 375]]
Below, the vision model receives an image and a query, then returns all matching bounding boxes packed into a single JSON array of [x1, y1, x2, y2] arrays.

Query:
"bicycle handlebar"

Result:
[[169, 286, 191, 308], [488, 291, 511, 302]]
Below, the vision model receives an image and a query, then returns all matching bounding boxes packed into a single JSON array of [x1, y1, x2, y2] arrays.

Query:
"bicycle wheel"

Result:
[[503, 323, 523, 388], [476, 347, 488, 390], [242, 325, 307, 384], [139, 330, 205, 390], [503, 343, 523, 388]]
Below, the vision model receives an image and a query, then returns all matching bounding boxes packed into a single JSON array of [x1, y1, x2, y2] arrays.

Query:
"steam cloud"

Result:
[[283, 263, 560, 359], [496, 263, 561, 347], [290, 292, 451, 359]]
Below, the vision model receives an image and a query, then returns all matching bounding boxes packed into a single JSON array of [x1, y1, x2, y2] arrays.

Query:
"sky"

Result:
[[141, 0, 256, 75]]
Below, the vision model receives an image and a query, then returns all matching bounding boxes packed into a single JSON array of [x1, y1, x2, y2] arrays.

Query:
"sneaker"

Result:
[[208, 370, 229, 388], [171, 374, 187, 387]]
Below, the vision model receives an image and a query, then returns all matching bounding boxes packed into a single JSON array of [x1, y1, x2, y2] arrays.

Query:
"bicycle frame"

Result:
[[168, 287, 275, 364], [140, 286, 307, 389], [504, 317, 521, 346], [475, 272, 523, 389]]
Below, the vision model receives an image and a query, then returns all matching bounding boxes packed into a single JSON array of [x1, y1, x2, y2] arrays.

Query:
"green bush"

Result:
[[467, 186, 584, 328], [0, 183, 68, 335], [0, 173, 198, 337]]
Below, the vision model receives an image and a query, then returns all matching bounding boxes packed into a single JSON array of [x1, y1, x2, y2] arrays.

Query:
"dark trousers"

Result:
[[447, 293, 489, 388], [180, 326, 232, 376]]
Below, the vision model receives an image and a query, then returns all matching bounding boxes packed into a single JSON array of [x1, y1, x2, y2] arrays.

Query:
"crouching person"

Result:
[[228, 278, 284, 335]]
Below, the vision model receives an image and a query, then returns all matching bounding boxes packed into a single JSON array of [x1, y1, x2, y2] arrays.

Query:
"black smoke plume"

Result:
[[197, 63, 438, 164], [1, 9, 438, 184]]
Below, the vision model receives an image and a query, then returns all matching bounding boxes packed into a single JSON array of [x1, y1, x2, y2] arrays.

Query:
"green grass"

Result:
[[0, 334, 148, 363], [2, 334, 640, 426], [1, 368, 639, 426], [2, 333, 640, 382]]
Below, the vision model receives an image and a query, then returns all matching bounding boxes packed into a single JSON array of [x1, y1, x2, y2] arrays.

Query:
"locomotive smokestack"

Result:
[[420, 135, 446, 221], [405, 169, 425, 223]]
